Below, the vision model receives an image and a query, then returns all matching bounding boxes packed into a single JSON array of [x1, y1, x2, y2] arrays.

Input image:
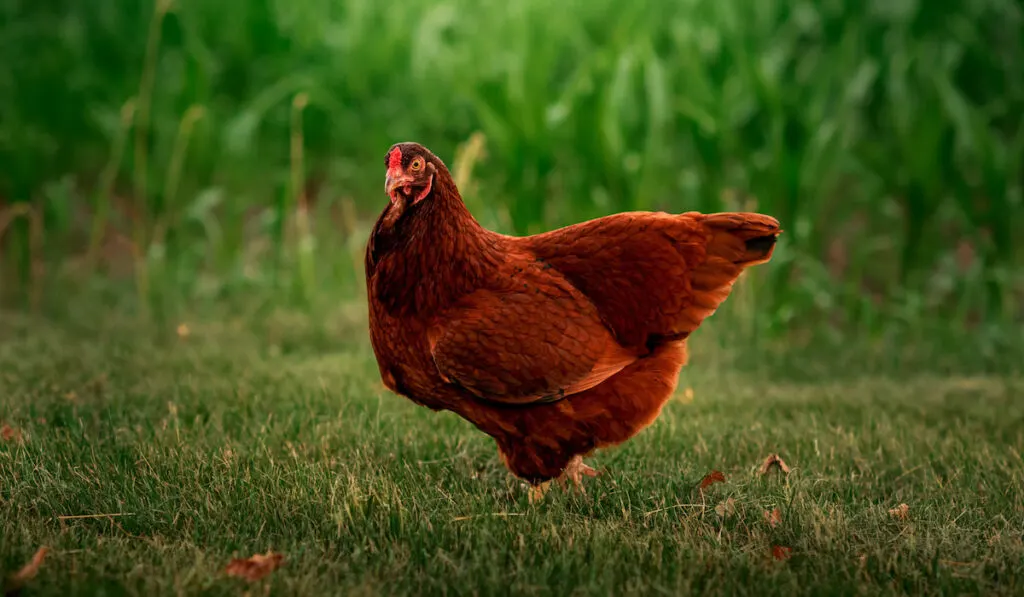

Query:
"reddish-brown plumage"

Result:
[[366, 142, 782, 488]]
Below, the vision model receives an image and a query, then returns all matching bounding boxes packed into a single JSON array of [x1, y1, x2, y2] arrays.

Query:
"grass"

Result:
[[2, 301, 1022, 596]]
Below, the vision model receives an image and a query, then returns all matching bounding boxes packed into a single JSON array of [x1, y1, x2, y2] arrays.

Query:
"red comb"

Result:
[[388, 147, 402, 169]]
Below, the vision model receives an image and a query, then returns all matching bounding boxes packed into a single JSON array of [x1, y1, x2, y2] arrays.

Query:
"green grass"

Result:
[[2, 303, 1022, 596]]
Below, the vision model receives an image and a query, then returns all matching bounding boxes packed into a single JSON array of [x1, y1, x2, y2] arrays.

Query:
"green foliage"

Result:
[[1, 0, 1022, 331]]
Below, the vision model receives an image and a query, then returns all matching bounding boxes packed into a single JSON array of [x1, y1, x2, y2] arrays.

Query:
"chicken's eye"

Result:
[[410, 157, 424, 171]]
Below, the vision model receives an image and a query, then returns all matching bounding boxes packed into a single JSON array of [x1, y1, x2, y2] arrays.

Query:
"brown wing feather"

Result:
[[429, 262, 637, 405]]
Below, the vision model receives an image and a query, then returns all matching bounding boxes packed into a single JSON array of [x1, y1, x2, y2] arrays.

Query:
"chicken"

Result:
[[365, 142, 781, 500]]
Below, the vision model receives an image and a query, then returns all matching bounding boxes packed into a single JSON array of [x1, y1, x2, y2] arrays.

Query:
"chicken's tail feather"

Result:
[[744, 234, 779, 256], [676, 212, 782, 327], [698, 212, 781, 264]]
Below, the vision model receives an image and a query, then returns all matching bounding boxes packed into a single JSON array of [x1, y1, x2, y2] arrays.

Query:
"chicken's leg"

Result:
[[527, 481, 551, 504], [523, 456, 600, 503], [557, 455, 601, 494]]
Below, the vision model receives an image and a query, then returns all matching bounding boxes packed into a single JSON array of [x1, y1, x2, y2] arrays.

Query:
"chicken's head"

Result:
[[384, 143, 437, 207]]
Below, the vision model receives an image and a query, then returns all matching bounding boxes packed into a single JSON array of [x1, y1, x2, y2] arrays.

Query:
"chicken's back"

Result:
[[518, 211, 781, 353]]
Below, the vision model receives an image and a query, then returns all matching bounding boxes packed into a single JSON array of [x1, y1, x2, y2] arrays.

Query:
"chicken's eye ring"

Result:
[[410, 157, 424, 171]]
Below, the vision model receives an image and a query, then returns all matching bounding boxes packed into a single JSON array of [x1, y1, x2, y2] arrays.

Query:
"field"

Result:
[[2, 0, 1024, 594], [2, 300, 1023, 596]]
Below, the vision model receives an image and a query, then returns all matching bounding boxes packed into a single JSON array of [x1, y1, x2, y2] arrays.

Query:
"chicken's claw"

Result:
[[557, 455, 601, 495], [527, 481, 552, 504]]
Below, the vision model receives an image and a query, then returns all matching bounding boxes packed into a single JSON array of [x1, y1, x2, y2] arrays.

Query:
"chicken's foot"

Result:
[[557, 455, 601, 494], [523, 456, 600, 503], [527, 481, 552, 504]]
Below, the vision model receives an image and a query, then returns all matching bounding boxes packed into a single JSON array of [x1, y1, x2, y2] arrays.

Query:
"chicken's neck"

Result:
[[369, 175, 504, 317]]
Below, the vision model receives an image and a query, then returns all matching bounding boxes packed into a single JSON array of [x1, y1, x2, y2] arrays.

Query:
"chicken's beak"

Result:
[[385, 170, 412, 196]]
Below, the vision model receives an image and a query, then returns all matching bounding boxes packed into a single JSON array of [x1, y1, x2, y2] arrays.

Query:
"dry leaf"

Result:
[[771, 545, 793, 561], [760, 454, 791, 475], [715, 497, 736, 517], [888, 503, 909, 519], [1, 424, 22, 443], [176, 323, 190, 338], [224, 551, 285, 582], [763, 508, 782, 528], [699, 470, 726, 490], [6, 546, 48, 590]]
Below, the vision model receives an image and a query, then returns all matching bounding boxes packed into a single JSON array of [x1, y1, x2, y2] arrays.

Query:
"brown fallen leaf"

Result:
[[888, 503, 910, 519], [763, 508, 782, 528], [224, 551, 285, 582], [715, 497, 736, 518], [1, 424, 22, 443], [771, 545, 793, 561], [760, 454, 791, 475], [6, 546, 48, 591], [699, 470, 726, 490]]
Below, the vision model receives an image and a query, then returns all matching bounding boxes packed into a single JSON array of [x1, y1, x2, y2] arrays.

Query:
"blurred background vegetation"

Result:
[[1, 0, 1022, 348]]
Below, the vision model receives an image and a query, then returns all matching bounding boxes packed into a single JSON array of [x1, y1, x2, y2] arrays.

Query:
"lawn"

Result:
[[1, 303, 1022, 596]]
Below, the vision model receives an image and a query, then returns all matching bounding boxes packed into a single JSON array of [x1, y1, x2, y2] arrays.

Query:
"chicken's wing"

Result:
[[429, 261, 636, 405]]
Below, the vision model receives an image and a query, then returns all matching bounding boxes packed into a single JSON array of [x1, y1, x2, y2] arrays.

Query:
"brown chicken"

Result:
[[365, 142, 781, 500]]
